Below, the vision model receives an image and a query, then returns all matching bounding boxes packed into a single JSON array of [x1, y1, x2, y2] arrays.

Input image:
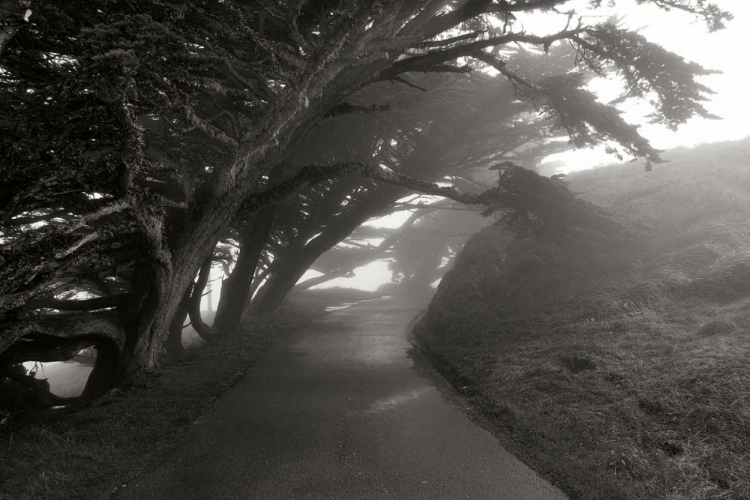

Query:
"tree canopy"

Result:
[[0, 0, 732, 408]]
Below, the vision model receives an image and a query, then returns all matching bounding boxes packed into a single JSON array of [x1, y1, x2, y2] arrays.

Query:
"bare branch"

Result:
[[182, 106, 239, 149], [390, 76, 428, 91], [54, 232, 99, 260]]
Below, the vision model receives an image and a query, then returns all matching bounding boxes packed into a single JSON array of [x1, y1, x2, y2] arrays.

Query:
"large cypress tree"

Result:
[[0, 0, 731, 402]]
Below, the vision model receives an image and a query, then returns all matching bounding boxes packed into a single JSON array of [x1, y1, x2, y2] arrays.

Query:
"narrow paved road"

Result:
[[115, 295, 566, 500]]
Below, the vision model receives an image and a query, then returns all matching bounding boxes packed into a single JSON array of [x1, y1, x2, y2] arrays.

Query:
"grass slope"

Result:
[[0, 318, 294, 500], [415, 138, 750, 499]]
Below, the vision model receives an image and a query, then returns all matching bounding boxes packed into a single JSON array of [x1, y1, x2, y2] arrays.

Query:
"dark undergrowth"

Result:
[[0, 314, 305, 500], [415, 138, 750, 500]]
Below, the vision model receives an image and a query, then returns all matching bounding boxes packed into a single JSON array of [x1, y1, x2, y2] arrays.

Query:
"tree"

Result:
[[215, 60, 569, 323], [0, 0, 731, 403]]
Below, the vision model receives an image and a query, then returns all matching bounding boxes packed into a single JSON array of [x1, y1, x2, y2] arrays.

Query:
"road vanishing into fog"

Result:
[[114, 294, 566, 500]]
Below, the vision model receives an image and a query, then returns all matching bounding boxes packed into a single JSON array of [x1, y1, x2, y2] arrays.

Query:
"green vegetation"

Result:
[[415, 138, 750, 499]]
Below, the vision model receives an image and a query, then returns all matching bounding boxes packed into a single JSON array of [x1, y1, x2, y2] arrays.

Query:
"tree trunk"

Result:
[[293, 268, 354, 292], [187, 255, 215, 340], [165, 284, 192, 354], [293, 207, 430, 292], [119, 185, 244, 378], [248, 255, 310, 315], [113, 117, 315, 379], [213, 207, 276, 331], [403, 242, 451, 290], [249, 188, 406, 314], [0, 310, 127, 402], [166, 308, 187, 354], [81, 339, 120, 398]]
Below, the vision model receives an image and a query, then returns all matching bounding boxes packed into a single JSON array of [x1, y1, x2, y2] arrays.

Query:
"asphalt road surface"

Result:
[[114, 294, 566, 500]]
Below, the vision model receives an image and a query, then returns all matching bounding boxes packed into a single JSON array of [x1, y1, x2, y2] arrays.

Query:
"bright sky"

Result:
[[531, 0, 750, 172]]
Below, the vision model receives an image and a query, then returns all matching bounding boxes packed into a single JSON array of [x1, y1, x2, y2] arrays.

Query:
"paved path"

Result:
[[115, 295, 566, 500]]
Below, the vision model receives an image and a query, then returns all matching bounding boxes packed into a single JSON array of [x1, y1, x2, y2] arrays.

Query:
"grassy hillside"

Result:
[[414, 138, 750, 500]]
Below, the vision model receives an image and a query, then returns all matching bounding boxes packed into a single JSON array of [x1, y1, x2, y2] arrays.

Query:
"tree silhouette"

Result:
[[0, 0, 731, 405]]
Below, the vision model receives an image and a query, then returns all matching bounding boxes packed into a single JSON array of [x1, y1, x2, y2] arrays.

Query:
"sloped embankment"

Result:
[[415, 139, 750, 500]]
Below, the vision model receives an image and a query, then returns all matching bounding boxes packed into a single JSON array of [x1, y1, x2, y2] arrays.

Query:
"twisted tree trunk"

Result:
[[249, 188, 406, 315], [187, 255, 215, 340], [0, 311, 127, 399], [119, 176, 249, 377], [166, 285, 192, 354], [213, 207, 276, 332]]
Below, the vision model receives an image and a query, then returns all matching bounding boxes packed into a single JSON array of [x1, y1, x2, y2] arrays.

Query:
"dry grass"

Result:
[[416, 138, 750, 499], [0, 317, 294, 500]]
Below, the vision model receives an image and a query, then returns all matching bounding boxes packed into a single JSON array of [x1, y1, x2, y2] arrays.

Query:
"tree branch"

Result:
[[26, 294, 129, 311], [471, 50, 539, 90], [636, 0, 732, 31], [324, 102, 391, 120], [487, 0, 570, 14], [384, 28, 584, 78], [417, 0, 494, 39], [187, 255, 216, 340], [416, 30, 485, 48], [406, 64, 473, 74], [182, 106, 238, 149], [294, 206, 433, 291], [0, 311, 126, 366], [245, 161, 499, 217], [389, 76, 428, 91]]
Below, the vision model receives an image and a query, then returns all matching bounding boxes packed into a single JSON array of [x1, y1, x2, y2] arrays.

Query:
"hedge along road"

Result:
[[113, 293, 566, 500]]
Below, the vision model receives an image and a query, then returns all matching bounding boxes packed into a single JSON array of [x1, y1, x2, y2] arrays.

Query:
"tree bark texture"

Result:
[[166, 284, 192, 354], [213, 207, 276, 331], [187, 255, 215, 340]]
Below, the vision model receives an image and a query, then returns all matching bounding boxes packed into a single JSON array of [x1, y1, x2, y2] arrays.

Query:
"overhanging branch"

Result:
[[244, 161, 502, 216], [0, 310, 126, 365], [415, 30, 485, 48], [487, 0, 570, 14], [384, 28, 584, 78]]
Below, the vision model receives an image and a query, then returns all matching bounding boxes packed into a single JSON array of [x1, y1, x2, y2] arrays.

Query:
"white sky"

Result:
[[529, 0, 750, 172]]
